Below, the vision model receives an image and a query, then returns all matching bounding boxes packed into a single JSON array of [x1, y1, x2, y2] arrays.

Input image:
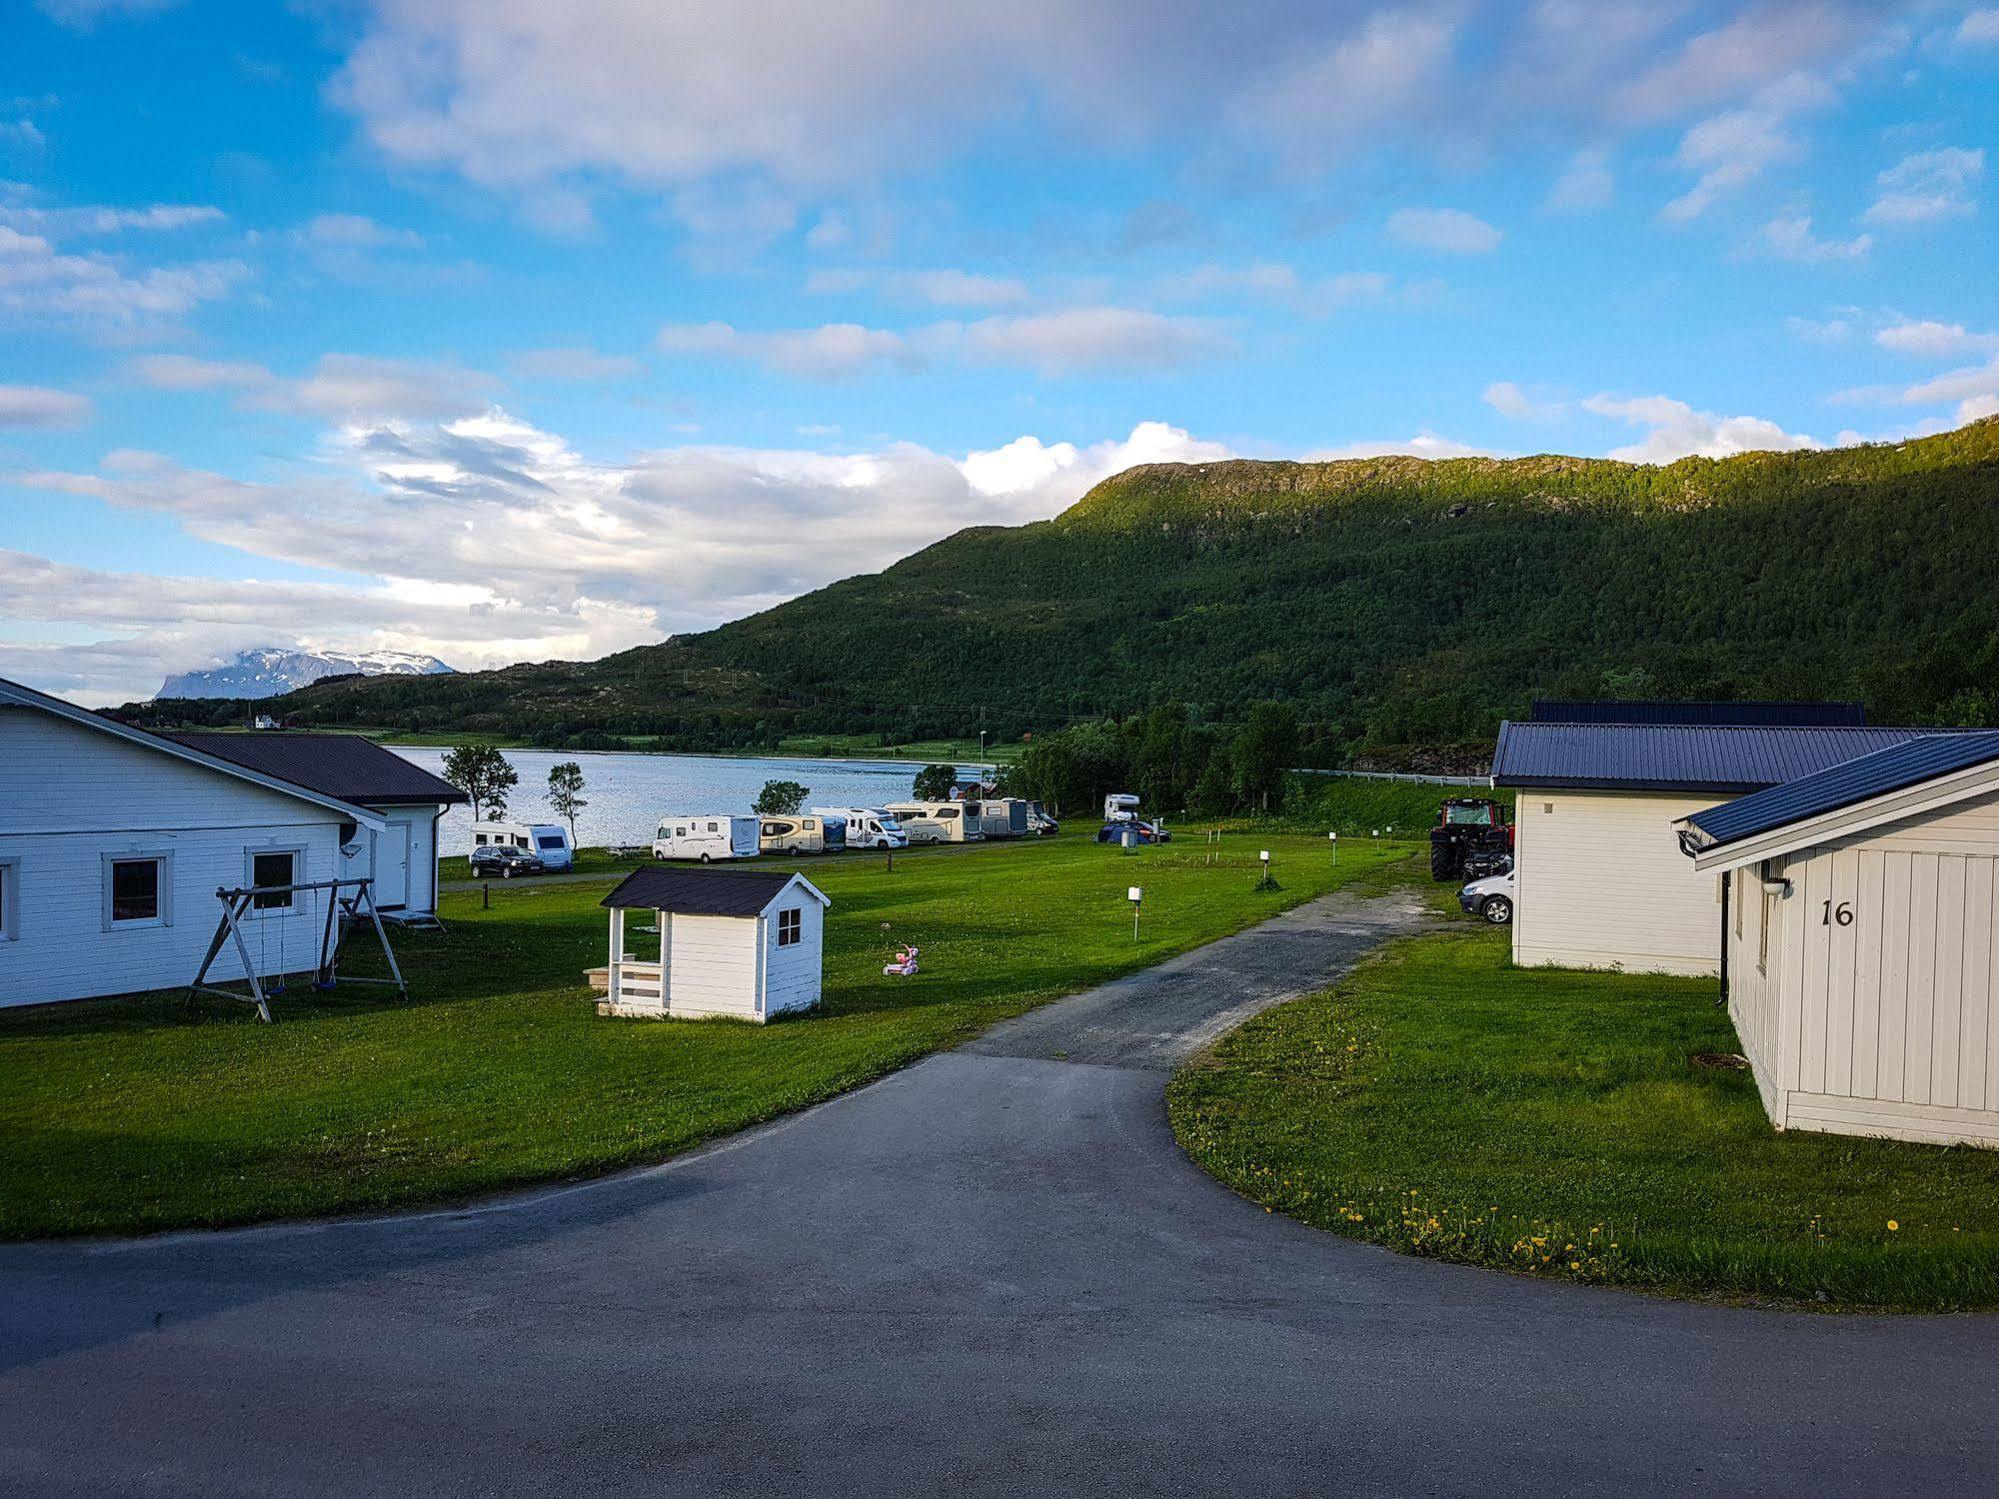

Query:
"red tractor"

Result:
[[1429, 797, 1512, 882]]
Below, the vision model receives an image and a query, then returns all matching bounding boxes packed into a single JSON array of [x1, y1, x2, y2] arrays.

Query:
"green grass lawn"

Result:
[[0, 831, 1411, 1239], [1170, 925, 1999, 1312]]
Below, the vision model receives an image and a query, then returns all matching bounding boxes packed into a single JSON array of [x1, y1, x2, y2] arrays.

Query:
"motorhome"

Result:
[[886, 801, 984, 844], [759, 815, 829, 855], [1025, 800, 1059, 835], [1104, 792, 1141, 822], [812, 807, 907, 849], [652, 814, 761, 862], [471, 820, 575, 871], [968, 798, 1029, 839]]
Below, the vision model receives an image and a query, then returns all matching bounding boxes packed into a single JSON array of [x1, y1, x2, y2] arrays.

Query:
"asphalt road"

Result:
[[4, 887, 1997, 1496]]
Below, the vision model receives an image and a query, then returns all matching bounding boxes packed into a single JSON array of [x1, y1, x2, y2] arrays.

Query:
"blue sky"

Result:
[[3, 1, 1997, 702]]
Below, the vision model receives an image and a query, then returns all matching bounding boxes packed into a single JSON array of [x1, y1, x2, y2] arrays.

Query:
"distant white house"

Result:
[[1493, 704, 1961, 976], [0, 677, 391, 1008], [1678, 731, 1999, 1149], [598, 867, 829, 1021]]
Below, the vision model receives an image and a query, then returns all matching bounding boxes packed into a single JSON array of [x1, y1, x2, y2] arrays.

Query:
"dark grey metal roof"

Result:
[[1530, 700, 1867, 727], [1686, 730, 1999, 850], [1492, 721, 1962, 794], [170, 732, 467, 806], [602, 867, 810, 916]]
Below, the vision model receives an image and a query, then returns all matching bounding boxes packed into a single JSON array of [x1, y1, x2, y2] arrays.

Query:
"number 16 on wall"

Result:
[[1822, 900, 1854, 927]]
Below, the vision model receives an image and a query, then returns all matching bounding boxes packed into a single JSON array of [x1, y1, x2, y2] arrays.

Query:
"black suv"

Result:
[[471, 844, 546, 879]]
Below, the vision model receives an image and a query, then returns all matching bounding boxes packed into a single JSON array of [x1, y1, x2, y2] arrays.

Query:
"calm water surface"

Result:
[[391, 748, 979, 856]]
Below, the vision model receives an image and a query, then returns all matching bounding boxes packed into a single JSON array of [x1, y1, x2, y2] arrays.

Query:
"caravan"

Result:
[[886, 801, 984, 845], [652, 814, 761, 862], [471, 820, 575, 871], [1103, 792, 1142, 823], [812, 807, 907, 850], [759, 815, 830, 855]]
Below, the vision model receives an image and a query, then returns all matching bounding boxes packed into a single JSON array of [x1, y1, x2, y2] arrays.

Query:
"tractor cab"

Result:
[[1430, 796, 1513, 881]]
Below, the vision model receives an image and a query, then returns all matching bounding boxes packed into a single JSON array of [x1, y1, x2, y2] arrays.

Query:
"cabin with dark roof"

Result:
[[171, 732, 465, 922], [1672, 733, 1999, 1148], [1492, 702, 1960, 976], [597, 868, 830, 1021]]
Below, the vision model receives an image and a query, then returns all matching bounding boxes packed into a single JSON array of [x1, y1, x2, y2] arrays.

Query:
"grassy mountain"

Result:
[[125, 417, 1999, 757]]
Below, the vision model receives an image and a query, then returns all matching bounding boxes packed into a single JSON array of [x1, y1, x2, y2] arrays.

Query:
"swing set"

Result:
[[186, 875, 407, 1023]]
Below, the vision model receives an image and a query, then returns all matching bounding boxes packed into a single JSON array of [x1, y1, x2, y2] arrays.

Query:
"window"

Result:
[[777, 907, 802, 946], [0, 856, 18, 942], [474, 833, 489, 846], [515, 836, 530, 849], [707, 821, 719, 833], [103, 853, 171, 930], [537, 834, 565, 850], [936, 807, 957, 820], [676, 825, 687, 838], [250, 849, 299, 911]]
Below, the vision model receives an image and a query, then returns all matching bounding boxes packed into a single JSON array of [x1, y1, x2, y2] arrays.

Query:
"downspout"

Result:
[[1716, 869, 1730, 1009]]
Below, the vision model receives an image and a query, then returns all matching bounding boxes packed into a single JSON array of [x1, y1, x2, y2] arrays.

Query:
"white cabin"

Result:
[[1680, 732, 1999, 1149], [1493, 711, 1961, 977], [171, 732, 466, 920], [599, 867, 830, 1022], [0, 678, 399, 1008]]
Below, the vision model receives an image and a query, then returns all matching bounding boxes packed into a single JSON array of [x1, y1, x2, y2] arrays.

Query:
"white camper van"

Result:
[[812, 807, 907, 850], [886, 801, 984, 845], [759, 815, 829, 855], [471, 820, 575, 871], [1104, 792, 1141, 822], [652, 814, 761, 862]]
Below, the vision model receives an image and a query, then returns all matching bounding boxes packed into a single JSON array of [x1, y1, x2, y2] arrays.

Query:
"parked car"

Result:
[[1094, 819, 1171, 845], [1025, 800, 1060, 836], [471, 844, 546, 879], [1459, 866, 1514, 924]]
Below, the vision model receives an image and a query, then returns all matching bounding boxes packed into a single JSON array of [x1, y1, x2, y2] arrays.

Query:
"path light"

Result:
[[1328, 830, 1338, 865], [1128, 885, 1143, 942]]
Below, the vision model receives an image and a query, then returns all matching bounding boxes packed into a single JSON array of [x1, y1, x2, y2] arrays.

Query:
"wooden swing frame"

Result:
[[187, 876, 407, 1022]]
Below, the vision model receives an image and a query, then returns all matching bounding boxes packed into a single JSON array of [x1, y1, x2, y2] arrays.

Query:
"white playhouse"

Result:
[[599, 867, 829, 1021]]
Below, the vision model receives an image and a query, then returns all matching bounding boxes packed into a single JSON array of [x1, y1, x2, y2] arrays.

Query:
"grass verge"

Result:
[[0, 831, 1411, 1239], [1169, 924, 1999, 1312]]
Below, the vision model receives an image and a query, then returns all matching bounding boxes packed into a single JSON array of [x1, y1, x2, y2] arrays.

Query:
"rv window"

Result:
[[708, 821, 719, 833], [474, 833, 488, 845], [536, 835, 564, 851], [251, 850, 297, 910], [936, 807, 957, 820], [676, 826, 687, 838], [777, 907, 802, 946], [515, 836, 529, 849], [763, 822, 783, 837]]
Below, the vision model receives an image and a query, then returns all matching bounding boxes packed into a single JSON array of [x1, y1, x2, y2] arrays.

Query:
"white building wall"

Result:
[[0, 707, 348, 1007], [760, 899, 824, 1016], [1723, 790, 1999, 1148], [339, 805, 444, 916], [1513, 787, 1725, 976], [664, 913, 761, 1020]]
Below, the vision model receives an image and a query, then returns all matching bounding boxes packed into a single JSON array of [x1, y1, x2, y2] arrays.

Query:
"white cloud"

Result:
[[300, 212, 425, 249], [507, 347, 642, 381], [1583, 393, 1823, 462], [1384, 207, 1502, 254], [0, 383, 92, 427], [1, 119, 47, 150], [1301, 432, 1496, 461], [657, 307, 1230, 379], [1785, 313, 1852, 342], [126, 351, 498, 422], [1956, 9, 1999, 46], [1659, 74, 1835, 221], [1758, 211, 1871, 262], [129, 353, 273, 391], [0, 197, 223, 237], [1864, 147, 1984, 225], [1482, 381, 1565, 421], [1874, 319, 1999, 358], [0, 222, 245, 331], [3, 410, 1235, 702], [1614, 6, 1870, 121], [1546, 148, 1615, 212]]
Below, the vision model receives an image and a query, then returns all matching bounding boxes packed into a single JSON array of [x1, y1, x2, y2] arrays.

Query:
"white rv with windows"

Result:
[[471, 820, 575, 871], [759, 815, 829, 855], [812, 807, 907, 849], [1104, 792, 1141, 822], [653, 814, 761, 862], [886, 801, 984, 844]]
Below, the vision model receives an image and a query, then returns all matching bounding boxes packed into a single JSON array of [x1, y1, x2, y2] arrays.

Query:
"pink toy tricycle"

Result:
[[882, 945, 921, 977]]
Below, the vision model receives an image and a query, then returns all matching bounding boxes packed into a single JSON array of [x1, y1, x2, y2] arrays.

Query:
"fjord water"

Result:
[[391, 748, 965, 855]]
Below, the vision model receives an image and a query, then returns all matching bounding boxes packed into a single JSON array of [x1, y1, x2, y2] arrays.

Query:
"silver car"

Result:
[[1458, 866, 1514, 925]]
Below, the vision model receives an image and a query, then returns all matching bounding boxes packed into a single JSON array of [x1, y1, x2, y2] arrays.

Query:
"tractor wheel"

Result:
[[1430, 844, 1457, 882]]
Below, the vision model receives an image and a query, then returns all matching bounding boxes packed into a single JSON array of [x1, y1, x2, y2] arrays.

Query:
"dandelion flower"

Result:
[[1887, 1220, 1899, 1232]]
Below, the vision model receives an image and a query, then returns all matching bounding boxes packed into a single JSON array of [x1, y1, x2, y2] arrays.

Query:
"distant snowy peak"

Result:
[[157, 648, 455, 701]]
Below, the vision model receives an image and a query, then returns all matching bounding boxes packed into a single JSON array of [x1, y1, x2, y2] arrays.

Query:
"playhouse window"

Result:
[[777, 908, 802, 946]]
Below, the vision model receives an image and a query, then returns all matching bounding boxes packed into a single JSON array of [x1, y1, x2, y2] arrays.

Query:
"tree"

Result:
[[442, 743, 518, 821], [912, 763, 957, 801], [547, 761, 587, 842], [1233, 702, 1300, 814], [754, 779, 810, 816]]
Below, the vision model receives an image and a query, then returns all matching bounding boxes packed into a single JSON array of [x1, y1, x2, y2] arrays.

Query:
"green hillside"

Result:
[[125, 418, 1999, 757]]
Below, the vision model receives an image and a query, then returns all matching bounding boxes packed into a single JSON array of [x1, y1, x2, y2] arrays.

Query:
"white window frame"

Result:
[[245, 845, 306, 918], [102, 851, 173, 932], [776, 907, 802, 947], [0, 855, 19, 942]]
